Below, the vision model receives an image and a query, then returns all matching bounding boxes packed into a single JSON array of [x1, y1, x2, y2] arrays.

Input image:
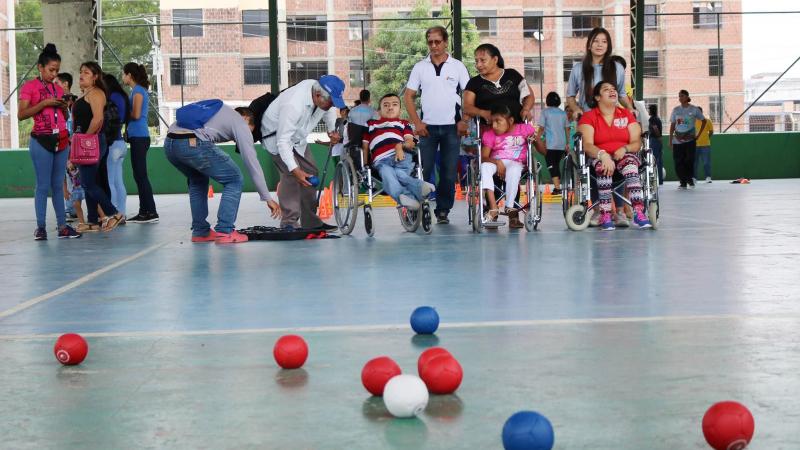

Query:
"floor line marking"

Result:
[[1, 312, 797, 340], [0, 242, 168, 320]]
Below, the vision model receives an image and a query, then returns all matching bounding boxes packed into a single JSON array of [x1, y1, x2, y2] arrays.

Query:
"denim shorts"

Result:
[[69, 187, 85, 202]]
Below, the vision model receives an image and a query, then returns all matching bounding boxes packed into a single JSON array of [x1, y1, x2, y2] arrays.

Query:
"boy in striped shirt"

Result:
[[363, 94, 435, 210]]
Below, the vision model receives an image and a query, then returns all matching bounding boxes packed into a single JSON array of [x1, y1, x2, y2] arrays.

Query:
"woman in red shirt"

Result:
[[578, 81, 651, 230]]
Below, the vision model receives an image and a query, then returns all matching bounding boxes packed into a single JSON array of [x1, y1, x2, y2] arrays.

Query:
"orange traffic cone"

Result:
[[544, 184, 551, 195], [317, 184, 333, 219], [455, 183, 465, 201], [208, 185, 214, 198]]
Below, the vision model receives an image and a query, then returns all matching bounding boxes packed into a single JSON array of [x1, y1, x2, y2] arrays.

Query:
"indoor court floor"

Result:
[[0, 179, 798, 449]]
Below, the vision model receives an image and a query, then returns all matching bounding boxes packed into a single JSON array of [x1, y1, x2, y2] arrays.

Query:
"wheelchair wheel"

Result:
[[421, 203, 433, 234], [364, 205, 374, 237], [561, 157, 577, 216], [467, 161, 482, 233], [333, 158, 358, 235], [398, 206, 421, 232], [565, 204, 591, 231], [648, 202, 659, 230]]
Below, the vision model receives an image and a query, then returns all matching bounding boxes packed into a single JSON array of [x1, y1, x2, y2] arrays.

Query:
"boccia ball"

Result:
[[420, 354, 463, 395], [410, 306, 439, 334], [382, 374, 429, 418], [273, 334, 308, 369], [502, 411, 555, 450], [417, 347, 451, 375], [54, 333, 88, 365], [702, 401, 755, 450], [361, 356, 402, 396]]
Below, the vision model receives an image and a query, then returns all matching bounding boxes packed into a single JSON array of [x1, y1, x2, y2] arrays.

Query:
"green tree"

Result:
[[365, 0, 479, 106], [99, 1, 159, 75], [14, 0, 43, 85]]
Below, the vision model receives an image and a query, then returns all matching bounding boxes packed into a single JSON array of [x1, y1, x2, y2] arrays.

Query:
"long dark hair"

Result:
[[103, 73, 131, 122], [474, 43, 505, 69], [37, 43, 60, 67], [80, 62, 108, 96], [123, 62, 150, 89], [581, 27, 617, 106], [588, 81, 616, 109]]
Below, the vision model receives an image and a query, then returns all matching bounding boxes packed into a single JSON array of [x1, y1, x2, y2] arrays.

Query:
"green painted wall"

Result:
[[1, 133, 798, 198]]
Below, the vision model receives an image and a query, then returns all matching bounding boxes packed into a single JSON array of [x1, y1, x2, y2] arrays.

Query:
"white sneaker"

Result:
[[688, 183, 696, 190], [613, 211, 630, 228], [399, 194, 420, 210], [421, 182, 436, 197], [705, 177, 712, 183]]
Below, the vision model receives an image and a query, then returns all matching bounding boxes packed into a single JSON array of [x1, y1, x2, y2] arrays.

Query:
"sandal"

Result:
[[76, 223, 101, 233], [102, 213, 124, 232]]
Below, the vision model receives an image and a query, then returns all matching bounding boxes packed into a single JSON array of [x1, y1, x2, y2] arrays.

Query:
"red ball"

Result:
[[53, 333, 88, 365], [417, 347, 451, 376], [273, 335, 308, 369], [420, 354, 463, 395], [361, 356, 402, 396], [702, 401, 755, 450]]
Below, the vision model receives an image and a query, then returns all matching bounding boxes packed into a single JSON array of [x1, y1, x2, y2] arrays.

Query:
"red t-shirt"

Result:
[[19, 78, 66, 135], [578, 107, 636, 153]]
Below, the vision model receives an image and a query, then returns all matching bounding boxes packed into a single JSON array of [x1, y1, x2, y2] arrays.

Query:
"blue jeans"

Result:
[[695, 146, 711, 179], [78, 134, 117, 224], [419, 124, 459, 214], [164, 137, 244, 236], [107, 138, 128, 216], [29, 137, 69, 228], [374, 156, 423, 203], [650, 138, 664, 184]]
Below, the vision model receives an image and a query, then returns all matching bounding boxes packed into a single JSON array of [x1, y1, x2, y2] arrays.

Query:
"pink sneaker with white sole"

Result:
[[214, 230, 249, 244], [191, 230, 217, 243]]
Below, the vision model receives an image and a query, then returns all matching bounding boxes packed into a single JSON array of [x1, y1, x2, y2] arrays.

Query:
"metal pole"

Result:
[[178, 23, 184, 106], [452, 0, 462, 60], [630, 0, 644, 101], [716, 12, 722, 128], [361, 20, 367, 86], [537, 23, 543, 104], [724, 55, 800, 133], [269, 0, 279, 94]]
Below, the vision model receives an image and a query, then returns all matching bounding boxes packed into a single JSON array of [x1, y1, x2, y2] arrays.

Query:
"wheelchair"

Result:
[[332, 124, 433, 237], [561, 130, 660, 231], [463, 118, 543, 233]]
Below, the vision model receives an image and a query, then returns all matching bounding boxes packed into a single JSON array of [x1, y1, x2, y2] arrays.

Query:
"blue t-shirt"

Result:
[[108, 92, 127, 141], [566, 61, 626, 111], [348, 104, 379, 127], [127, 84, 150, 138], [670, 104, 704, 144], [537, 107, 568, 151]]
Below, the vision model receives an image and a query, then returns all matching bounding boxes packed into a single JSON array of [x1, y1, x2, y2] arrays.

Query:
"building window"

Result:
[[287, 16, 327, 42], [644, 5, 658, 30], [172, 9, 203, 38], [709, 48, 724, 77], [748, 115, 774, 132], [563, 57, 582, 82], [523, 12, 543, 39], [710, 95, 724, 122], [289, 61, 327, 86], [643, 51, 660, 78], [244, 58, 271, 85], [524, 57, 543, 84], [242, 10, 269, 38], [693, 2, 721, 29], [567, 11, 602, 38], [468, 10, 497, 37], [349, 60, 365, 88], [170, 58, 198, 85], [349, 15, 370, 41]]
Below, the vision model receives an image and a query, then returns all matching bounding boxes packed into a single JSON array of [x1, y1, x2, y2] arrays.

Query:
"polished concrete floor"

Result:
[[0, 179, 798, 449]]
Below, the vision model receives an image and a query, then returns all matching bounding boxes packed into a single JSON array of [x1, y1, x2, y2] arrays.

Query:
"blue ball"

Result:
[[410, 306, 439, 334], [502, 411, 554, 450], [307, 175, 320, 187]]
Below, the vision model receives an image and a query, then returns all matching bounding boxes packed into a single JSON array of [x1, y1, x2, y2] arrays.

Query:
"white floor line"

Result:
[[1, 312, 798, 341], [0, 241, 168, 320]]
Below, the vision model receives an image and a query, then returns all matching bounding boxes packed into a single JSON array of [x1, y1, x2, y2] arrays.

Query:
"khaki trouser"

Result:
[[272, 148, 324, 229]]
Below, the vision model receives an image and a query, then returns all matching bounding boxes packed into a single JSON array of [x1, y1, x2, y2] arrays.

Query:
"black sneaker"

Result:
[[316, 223, 338, 231], [58, 225, 82, 239], [436, 211, 449, 224], [128, 212, 159, 224], [34, 227, 47, 240], [552, 188, 562, 196]]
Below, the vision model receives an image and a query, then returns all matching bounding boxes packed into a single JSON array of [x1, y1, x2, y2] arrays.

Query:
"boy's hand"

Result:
[[395, 150, 405, 161]]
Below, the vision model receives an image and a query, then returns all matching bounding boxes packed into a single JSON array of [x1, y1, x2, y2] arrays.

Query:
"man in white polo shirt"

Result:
[[403, 25, 470, 224]]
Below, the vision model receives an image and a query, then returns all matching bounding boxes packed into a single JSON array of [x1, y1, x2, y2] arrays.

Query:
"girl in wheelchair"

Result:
[[577, 81, 652, 230], [363, 93, 435, 211], [480, 105, 538, 227]]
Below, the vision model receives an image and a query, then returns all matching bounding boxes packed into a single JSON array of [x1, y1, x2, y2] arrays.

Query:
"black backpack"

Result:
[[103, 100, 124, 142], [248, 91, 277, 143]]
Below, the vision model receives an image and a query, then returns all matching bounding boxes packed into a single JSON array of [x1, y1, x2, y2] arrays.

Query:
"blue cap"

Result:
[[319, 75, 346, 109]]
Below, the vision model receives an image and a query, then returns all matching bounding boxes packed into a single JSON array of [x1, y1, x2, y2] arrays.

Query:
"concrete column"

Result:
[[41, 0, 95, 82]]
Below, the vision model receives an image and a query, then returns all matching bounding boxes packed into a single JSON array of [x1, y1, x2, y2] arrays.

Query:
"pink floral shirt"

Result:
[[481, 123, 536, 163]]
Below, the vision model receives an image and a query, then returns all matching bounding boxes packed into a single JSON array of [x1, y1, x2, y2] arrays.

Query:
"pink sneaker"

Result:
[[215, 230, 249, 244], [191, 229, 217, 243]]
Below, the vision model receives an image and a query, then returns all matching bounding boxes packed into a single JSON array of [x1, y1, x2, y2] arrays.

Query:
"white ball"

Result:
[[382, 374, 429, 418]]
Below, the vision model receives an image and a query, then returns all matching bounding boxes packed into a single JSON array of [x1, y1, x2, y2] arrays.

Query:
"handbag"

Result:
[[69, 133, 100, 165]]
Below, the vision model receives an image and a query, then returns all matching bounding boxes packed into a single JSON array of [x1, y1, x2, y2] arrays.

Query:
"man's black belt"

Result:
[[167, 132, 197, 140]]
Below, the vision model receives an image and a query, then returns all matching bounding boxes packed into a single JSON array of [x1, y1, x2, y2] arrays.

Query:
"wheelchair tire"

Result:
[[648, 202, 659, 230], [565, 204, 591, 231], [398, 206, 421, 232], [422, 203, 433, 234], [333, 159, 359, 235], [364, 205, 374, 237]]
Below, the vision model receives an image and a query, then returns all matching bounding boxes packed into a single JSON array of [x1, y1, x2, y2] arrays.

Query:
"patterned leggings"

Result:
[[591, 154, 643, 215]]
